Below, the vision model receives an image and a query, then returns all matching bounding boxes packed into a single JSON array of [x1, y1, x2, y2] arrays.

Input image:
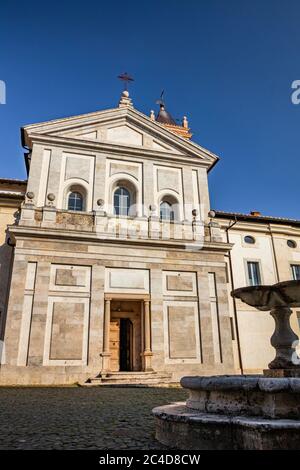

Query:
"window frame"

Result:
[[245, 259, 262, 286], [291, 264, 300, 281], [159, 195, 179, 222], [287, 239, 297, 249], [244, 235, 256, 245], [67, 190, 84, 212], [160, 200, 175, 222], [113, 186, 131, 217]]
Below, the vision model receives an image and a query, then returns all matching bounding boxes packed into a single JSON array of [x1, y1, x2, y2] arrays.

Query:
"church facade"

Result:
[[0, 91, 299, 385]]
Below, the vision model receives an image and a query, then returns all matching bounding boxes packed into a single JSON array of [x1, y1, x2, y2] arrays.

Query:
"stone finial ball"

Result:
[[97, 199, 104, 207], [122, 90, 129, 97], [47, 193, 55, 202], [149, 204, 157, 212], [26, 191, 34, 200]]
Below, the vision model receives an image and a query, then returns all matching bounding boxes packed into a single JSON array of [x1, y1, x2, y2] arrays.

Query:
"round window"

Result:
[[244, 235, 255, 244], [287, 239, 297, 249]]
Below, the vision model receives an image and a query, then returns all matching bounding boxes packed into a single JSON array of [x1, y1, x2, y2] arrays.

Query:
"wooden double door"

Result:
[[109, 300, 143, 372], [110, 318, 134, 372]]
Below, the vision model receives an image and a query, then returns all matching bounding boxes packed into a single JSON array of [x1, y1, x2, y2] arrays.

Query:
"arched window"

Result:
[[160, 200, 175, 221], [68, 191, 84, 211], [114, 187, 131, 216]]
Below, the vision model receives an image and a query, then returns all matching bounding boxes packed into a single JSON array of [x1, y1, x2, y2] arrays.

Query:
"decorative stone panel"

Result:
[[17, 262, 37, 366], [157, 167, 181, 193], [56, 211, 94, 226], [208, 272, 222, 364], [110, 162, 139, 179], [106, 125, 143, 146], [105, 268, 150, 294], [43, 296, 89, 365], [49, 301, 84, 360], [163, 300, 201, 364], [65, 155, 91, 183], [163, 271, 197, 296], [49, 265, 91, 293], [34, 210, 43, 222]]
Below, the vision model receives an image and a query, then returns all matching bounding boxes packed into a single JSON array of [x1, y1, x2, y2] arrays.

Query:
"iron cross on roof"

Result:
[[156, 90, 165, 107], [118, 72, 134, 91]]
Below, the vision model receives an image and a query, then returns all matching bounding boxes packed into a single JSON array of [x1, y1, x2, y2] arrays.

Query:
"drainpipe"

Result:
[[225, 217, 244, 375], [268, 223, 280, 282]]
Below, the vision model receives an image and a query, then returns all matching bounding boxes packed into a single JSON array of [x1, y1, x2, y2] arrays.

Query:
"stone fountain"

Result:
[[153, 280, 300, 449]]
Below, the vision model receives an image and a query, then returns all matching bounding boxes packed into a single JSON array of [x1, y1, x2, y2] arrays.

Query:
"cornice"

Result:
[[22, 106, 219, 168], [29, 133, 213, 168], [22, 106, 121, 131], [218, 219, 300, 237], [0, 197, 23, 208], [8, 225, 232, 253]]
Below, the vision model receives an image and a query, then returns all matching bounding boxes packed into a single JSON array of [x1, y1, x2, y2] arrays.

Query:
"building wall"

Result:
[[217, 219, 300, 374], [3, 207, 300, 382], [1, 104, 299, 384], [0, 236, 234, 384], [0, 106, 232, 384], [1, 192, 300, 381], [24, 143, 210, 222], [0, 181, 26, 342], [0, 205, 15, 339]]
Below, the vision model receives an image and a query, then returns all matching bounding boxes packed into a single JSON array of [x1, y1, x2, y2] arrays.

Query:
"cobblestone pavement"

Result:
[[0, 387, 187, 450]]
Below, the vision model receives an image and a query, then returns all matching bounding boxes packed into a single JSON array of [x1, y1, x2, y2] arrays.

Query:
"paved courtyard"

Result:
[[0, 386, 187, 450]]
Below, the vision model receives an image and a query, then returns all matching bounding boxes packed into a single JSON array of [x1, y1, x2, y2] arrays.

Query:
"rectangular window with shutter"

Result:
[[247, 261, 261, 286], [291, 265, 300, 281]]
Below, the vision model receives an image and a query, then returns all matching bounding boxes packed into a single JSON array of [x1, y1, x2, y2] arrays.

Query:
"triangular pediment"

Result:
[[54, 120, 180, 153], [22, 106, 219, 168]]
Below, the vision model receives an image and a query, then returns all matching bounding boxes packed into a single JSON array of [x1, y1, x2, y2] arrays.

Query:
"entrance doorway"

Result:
[[120, 319, 133, 371], [109, 300, 142, 372]]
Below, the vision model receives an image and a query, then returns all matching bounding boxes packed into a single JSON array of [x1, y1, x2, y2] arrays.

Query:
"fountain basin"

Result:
[[231, 280, 300, 310], [232, 280, 300, 371], [153, 280, 300, 449], [153, 375, 300, 449], [182, 375, 300, 419], [153, 403, 300, 450]]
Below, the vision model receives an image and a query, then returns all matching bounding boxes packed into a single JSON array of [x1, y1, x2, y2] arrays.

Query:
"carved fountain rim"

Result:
[[231, 279, 300, 311], [180, 375, 300, 392]]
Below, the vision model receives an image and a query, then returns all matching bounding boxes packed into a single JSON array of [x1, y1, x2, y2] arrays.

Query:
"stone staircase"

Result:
[[82, 371, 173, 387]]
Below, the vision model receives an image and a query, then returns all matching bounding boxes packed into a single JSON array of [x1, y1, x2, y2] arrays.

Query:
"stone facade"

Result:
[[0, 92, 299, 385], [0, 93, 236, 384]]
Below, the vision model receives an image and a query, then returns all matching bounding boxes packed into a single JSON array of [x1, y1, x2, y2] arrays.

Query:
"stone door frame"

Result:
[[101, 293, 153, 373]]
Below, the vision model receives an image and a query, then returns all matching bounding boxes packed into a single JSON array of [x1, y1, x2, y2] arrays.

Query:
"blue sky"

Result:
[[1, 0, 299, 218]]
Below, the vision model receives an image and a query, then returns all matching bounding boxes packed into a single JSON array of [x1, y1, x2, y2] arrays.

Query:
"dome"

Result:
[[156, 104, 177, 125]]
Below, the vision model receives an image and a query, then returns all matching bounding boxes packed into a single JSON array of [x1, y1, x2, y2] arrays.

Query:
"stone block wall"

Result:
[[0, 235, 235, 385]]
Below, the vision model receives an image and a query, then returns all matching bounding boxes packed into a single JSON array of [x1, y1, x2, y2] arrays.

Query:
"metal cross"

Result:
[[118, 72, 134, 91], [156, 90, 165, 106]]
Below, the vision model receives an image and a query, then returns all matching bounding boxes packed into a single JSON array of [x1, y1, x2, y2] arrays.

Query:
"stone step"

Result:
[[82, 382, 174, 388], [82, 371, 172, 387], [100, 377, 170, 384], [91, 375, 171, 383], [103, 372, 170, 380]]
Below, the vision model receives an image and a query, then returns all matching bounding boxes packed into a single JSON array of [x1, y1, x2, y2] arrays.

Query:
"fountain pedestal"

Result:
[[153, 280, 300, 450], [266, 306, 300, 374]]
